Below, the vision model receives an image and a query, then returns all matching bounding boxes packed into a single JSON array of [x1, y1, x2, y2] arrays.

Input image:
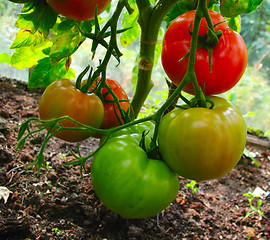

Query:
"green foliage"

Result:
[[163, 0, 242, 32], [28, 57, 75, 88], [0, 52, 11, 64], [225, 15, 241, 32], [11, 41, 50, 69], [243, 188, 264, 220], [186, 180, 198, 194], [164, 0, 195, 28], [11, 0, 57, 46], [49, 20, 86, 63], [120, 0, 139, 47], [220, 0, 263, 17], [8, 10, 92, 87], [247, 126, 266, 138], [243, 148, 259, 167], [51, 227, 61, 235], [5, 0, 76, 87]]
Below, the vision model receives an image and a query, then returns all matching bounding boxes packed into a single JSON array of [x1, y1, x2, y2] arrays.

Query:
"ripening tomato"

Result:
[[88, 77, 130, 129], [161, 10, 248, 95], [47, 0, 111, 21], [39, 79, 104, 142], [158, 96, 247, 181]]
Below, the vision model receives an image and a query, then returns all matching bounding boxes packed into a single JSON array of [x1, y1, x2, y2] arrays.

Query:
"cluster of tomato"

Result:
[[39, 77, 130, 141], [159, 10, 247, 180], [40, 3, 248, 218]]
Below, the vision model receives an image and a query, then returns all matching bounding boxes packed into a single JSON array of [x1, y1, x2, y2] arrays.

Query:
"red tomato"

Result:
[[161, 10, 248, 95], [39, 79, 104, 142], [47, 0, 111, 21], [88, 77, 130, 129]]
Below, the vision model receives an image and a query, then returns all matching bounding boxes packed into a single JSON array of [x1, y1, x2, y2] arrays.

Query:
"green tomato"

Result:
[[158, 96, 247, 181], [91, 123, 179, 218]]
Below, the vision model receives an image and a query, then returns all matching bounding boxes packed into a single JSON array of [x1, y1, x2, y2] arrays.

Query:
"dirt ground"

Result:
[[0, 76, 270, 240]]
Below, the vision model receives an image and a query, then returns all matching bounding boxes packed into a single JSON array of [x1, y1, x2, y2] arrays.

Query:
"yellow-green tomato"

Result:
[[158, 96, 247, 181], [91, 136, 179, 218], [39, 79, 104, 142]]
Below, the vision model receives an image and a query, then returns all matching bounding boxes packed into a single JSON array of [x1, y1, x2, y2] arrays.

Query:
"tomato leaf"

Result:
[[79, 20, 95, 34], [164, 0, 220, 28], [226, 15, 241, 32], [10, 0, 57, 48], [11, 29, 44, 49], [164, 0, 195, 28], [220, 0, 263, 17], [49, 23, 86, 63], [0, 52, 11, 65], [120, 1, 140, 47], [11, 41, 51, 69], [28, 57, 73, 88]]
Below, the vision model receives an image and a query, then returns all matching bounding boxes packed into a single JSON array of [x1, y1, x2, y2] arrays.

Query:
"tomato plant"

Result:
[[158, 96, 247, 181], [161, 10, 248, 95], [39, 79, 104, 142], [11, 0, 263, 219], [47, 0, 111, 21], [91, 122, 179, 218], [88, 77, 130, 129]]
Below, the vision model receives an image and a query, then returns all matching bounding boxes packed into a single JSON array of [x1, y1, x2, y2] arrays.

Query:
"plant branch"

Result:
[[130, 0, 179, 118], [148, 0, 212, 144]]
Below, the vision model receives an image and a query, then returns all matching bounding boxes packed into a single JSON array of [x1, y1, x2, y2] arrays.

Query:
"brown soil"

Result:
[[0, 76, 270, 240]]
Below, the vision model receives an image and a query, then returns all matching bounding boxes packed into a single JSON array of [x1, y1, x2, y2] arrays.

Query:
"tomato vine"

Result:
[[14, 0, 252, 171], [8, 0, 262, 218]]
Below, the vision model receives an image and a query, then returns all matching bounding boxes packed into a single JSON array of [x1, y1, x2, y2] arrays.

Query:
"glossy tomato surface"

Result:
[[39, 79, 104, 142], [89, 77, 130, 129], [47, 0, 111, 21], [158, 96, 247, 181], [91, 123, 179, 218], [161, 10, 248, 95]]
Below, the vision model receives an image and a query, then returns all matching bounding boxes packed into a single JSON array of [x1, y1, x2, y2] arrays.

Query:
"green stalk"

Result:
[[150, 0, 209, 144], [131, 0, 179, 118], [153, 0, 205, 116]]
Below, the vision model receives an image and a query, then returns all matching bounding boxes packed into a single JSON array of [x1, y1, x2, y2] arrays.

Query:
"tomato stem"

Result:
[[130, 0, 179, 118], [149, 0, 215, 145], [78, 0, 129, 93]]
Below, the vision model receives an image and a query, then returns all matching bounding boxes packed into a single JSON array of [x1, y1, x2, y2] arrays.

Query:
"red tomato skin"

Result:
[[47, 0, 111, 21], [100, 78, 130, 128], [161, 10, 248, 95], [87, 77, 130, 129], [39, 79, 104, 142]]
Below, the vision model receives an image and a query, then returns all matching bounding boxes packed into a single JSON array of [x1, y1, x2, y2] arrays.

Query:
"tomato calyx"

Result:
[[187, 21, 224, 72], [175, 93, 215, 110], [138, 130, 162, 160], [196, 21, 224, 48]]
